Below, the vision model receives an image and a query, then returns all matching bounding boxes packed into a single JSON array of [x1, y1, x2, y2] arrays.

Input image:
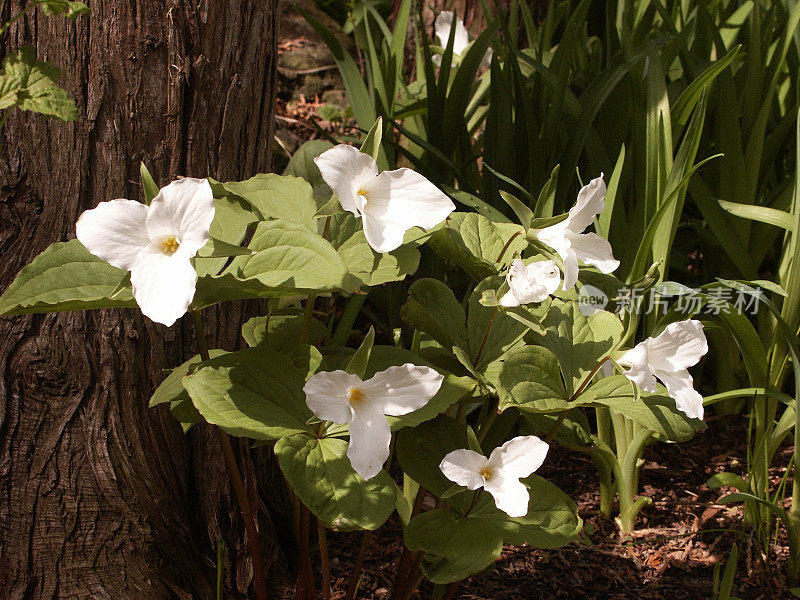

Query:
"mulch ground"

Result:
[[275, 415, 794, 600]]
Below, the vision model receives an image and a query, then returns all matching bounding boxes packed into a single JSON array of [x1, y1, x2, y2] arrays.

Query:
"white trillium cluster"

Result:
[[440, 436, 549, 517], [315, 145, 456, 253], [304, 364, 444, 480], [500, 258, 561, 307], [76, 178, 214, 326], [532, 176, 619, 290], [618, 319, 708, 419], [433, 11, 494, 68]]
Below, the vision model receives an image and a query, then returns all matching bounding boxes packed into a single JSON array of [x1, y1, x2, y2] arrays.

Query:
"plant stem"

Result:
[[391, 487, 427, 599], [295, 504, 315, 600], [345, 531, 372, 600], [300, 294, 317, 344], [543, 357, 609, 443], [399, 557, 426, 600], [495, 229, 523, 263], [190, 310, 269, 600], [317, 519, 331, 600], [440, 581, 461, 600], [0, 4, 35, 35], [472, 306, 498, 368]]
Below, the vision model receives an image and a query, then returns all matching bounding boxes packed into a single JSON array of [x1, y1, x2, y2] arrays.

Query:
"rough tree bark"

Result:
[[0, 1, 285, 599]]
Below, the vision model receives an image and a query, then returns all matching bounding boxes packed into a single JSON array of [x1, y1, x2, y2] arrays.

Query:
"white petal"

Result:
[[75, 199, 149, 270], [567, 175, 606, 233], [361, 211, 408, 254], [359, 364, 444, 416], [499, 289, 521, 308], [561, 247, 580, 290], [618, 343, 659, 393], [146, 178, 215, 256], [435, 11, 470, 55], [505, 259, 560, 305], [488, 435, 548, 479], [569, 232, 620, 274], [484, 473, 530, 517], [440, 449, 489, 490], [360, 168, 455, 247], [303, 370, 363, 424], [314, 144, 378, 216], [648, 320, 708, 372], [347, 401, 391, 480], [129, 245, 197, 326], [656, 369, 704, 420]]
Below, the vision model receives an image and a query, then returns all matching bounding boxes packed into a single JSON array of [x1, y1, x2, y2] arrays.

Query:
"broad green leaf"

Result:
[[275, 433, 396, 531], [195, 194, 258, 278], [233, 220, 351, 292], [536, 300, 623, 395], [406, 474, 580, 583], [149, 349, 227, 432], [241, 314, 327, 349], [327, 213, 420, 287], [0, 239, 135, 316], [282, 139, 334, 203], [223, 174, 318, 226], [520, 410, 593, 451], [182, 347, 318, 440], [498, 346, 571, 413], [467, 276, 528, 369], [400, 279, 468, 351], [0, 46, 77, 120], [579, 375, 705, 441], [405, 508, 504, 583], [428, 212, 526, 281]]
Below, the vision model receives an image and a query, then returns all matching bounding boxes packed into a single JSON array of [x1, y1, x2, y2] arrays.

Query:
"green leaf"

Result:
[[0, 239, 135, 316], [406, 474, 580, 583], [717, 199, 794, 231], [360, 116, 383, 161], [346, 326, 375, 379], [241, 314, 327, 349], [498, 346, 571, 413], [467, 276, 528, 369], [196, 238, 253, 258], [140, 163, 159, 204], [405, 508, 504, 583], [0, 46, 77, 120], [275, 433, 396, 531], [327, 213, 420, 287], [34, 0, 90, 18], [282, 140, 335, 203], [222, 174, 318, 226], [400, 279, 468, 351], [213, 220, 352, 296], [428, 212, 526, 281], [580, 375, 705, 441], [182, 347, 319, 440], [149, 349, 227, 432], [498, 190, 534, 228], [536, 300, 623, 395]]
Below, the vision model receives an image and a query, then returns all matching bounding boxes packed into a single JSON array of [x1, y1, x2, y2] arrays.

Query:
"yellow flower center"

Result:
[[161, 236, 180, 255], [357, 188, 370, 206], [348, 388, 367, 406], [480, 467, 494, 480]]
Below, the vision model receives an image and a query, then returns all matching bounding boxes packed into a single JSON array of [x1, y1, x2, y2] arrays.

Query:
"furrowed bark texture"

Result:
[[0, 1, 284, 598]]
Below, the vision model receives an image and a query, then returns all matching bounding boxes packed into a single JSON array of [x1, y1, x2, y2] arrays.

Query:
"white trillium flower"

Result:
[[532, 175, 619, 290], [617, 319, 708, 420], [440, 436, 549, 517], [433, 11, 493, 68], [314, 145, 455, 253], [303, 364, 444, 480], [499, 258, 561, 307], [76, 178, 214, 326]]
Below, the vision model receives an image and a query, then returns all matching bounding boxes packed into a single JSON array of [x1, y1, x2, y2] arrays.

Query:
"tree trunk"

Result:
[[0, 2, 284, 599]]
